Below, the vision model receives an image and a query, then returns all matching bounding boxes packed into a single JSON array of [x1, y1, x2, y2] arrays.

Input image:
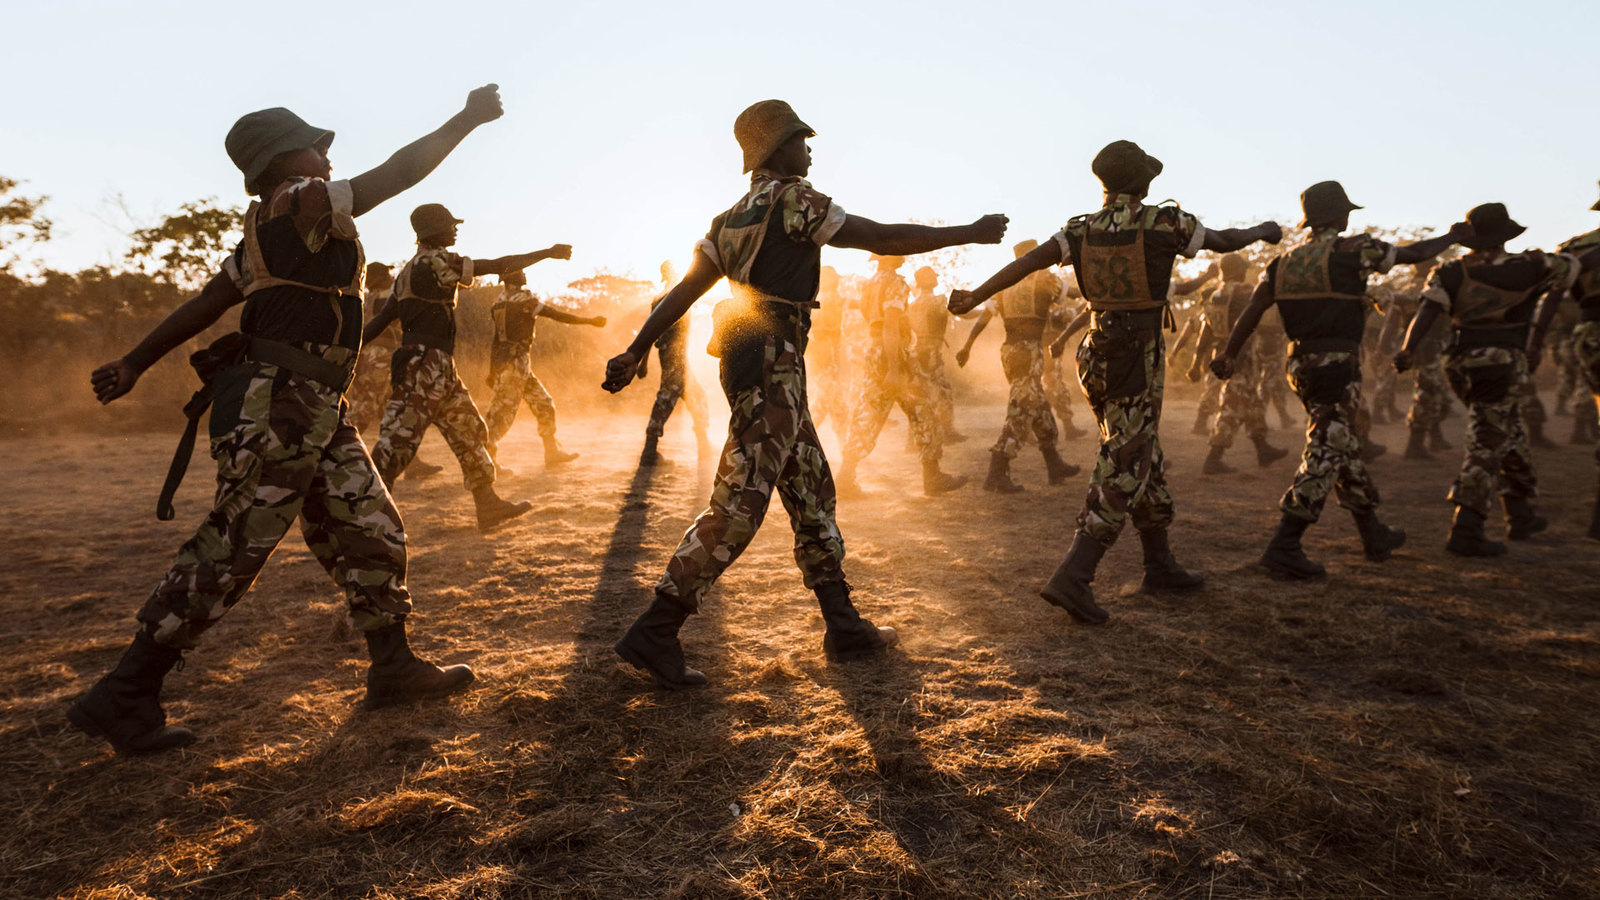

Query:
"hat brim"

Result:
[[1462, 220, 1527, 250], [243, 122, 335, 194], [741, 122, 816, 174], [1592, 198, 1600, 212]]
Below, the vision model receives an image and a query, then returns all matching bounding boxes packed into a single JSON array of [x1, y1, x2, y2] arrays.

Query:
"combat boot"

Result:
[[1252, 434, 1289, 467], [946, 430, 971, 444], [922, 460, 969, 495], [983, 452, 1026, 493], [1445, 506, 1507, 557], [1352, 510, 1406, 562], [67, 631, 195, 756], [472, 485, 533, 531], [817, 581, 898, 662], [1137, 528, 1204, 593], [1528, 418, 1557, 450], [1502, 495, 1548, 540], [1260, 514, 1326, 579], [640, 432, 665, 467], [1041, 444, 1080, 484], [361, 621, 476, 710], [1059, 418, 1087, 440], [543, 434, 579, 466], [1427, 423, 1452, 452], [1040, 532, 1109, 623], [1403, 428, 1433, 460], [1202, 445, 1235, 475], [1361, 440, 1388, 462], [615, 592, 707, 689], [405, 457, 445, 480]]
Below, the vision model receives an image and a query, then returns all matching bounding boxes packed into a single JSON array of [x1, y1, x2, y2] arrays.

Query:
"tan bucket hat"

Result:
[[734, 100, 815, 173]]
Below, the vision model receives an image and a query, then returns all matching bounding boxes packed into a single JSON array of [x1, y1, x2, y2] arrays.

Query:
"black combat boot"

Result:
[[1352, 509, 1406, 562], [543, 434, 579, 466], [983, 451, 1025, 493], [67, 631, 196, 756], [921, 460, 969, 496], [1040, 532, 1110, 624], [615, 592, 708, 689], [1445, 506, 1507, 557], [1403, 427, 1433, 460], [473, 484, 533, 531], [405, 457, 445, 480], [1041, 444, 1080, 484], [1502, 495, 1548, 540], [1059, 417, 1087, 440], [1260, 514, 1326, 579], [817, 581, 898, 662], [1252, 434, 1289, 467], [640, 432, 665, 467], [1137, 528, 1205, 593], [361, 621, 476, 709], [1361, 440, 1388, 462], [1202, 445, 1235, 475], [1427, 423, 1452, 452]]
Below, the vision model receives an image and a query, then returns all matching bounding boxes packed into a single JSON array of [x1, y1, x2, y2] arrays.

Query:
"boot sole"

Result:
[[1258, 558, 1326, 580], [478, 502, 534, 532], [362, 670, 477, 711], [67, 704, 196, 755], [613, 641, 706, 690], [1039, 589, 1109, 624]]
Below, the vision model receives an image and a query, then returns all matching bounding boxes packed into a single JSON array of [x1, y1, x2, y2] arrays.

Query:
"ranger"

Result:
[[484, 265, 599, 468]]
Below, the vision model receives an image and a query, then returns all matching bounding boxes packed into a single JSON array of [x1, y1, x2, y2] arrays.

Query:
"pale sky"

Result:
[[6, 0, 1597, 295]]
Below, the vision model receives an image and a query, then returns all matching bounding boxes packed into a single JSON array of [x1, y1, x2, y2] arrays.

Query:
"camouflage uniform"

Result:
[[657, 170, 850, 607], [370, 247, 499, 492], [1556, 228, 1600, 466], [484, 285, 560, 448], [1397, 286, 1454, 436], [140, 177, 411, 648], [806, 273, 848, 432], [348, 283, 398, 431], [1267, 229, 1397, 521], [1208, 282, 1271, 453], [1053, 195, 1206, 546], [844, 269, 945, 468], [1423, 250, 1577, 516], [988, 270, 1068, 458], [645, 296, 710, 438], [908, 282, 957, 436], [1042, 296, 1082, 432]]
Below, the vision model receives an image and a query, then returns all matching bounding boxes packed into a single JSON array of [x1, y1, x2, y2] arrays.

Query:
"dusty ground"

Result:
[[1, 393, 1597, 899]]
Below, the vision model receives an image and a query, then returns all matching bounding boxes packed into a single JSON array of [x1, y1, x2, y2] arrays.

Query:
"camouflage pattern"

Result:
[[139, 350, 411, 649], [657, 335, 844, 609], [1407, 360, 1454, 433], [484, 356, 558, 446], [992, 342, 1058, 458], [845, 343, 945, 465], [1209, 345, 1269, 450], [348, 286, 400, 431], [1042, 302, 1080, 431], [1571, 320, 1600, 467], [1195, 375, 1224, 429], [909, 284, 956, 434], [1074, 325, 1173, 546], [371, 347, 498, 492], [1442, 346, 1537, 515], [1554, 325, 1581, 413], [1279, 351, 1378, 522], [646, 344, 710, 437]]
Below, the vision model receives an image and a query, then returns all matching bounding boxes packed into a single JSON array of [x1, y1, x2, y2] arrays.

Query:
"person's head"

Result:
[[502, 269, 526, 287], [1091, 140, 1162, 199], [1460, 202, 1526, 252], [873, 254, 905, 273], [915, 266, 938, 290], [820, 265, 839, 291], [410, 203, 463, 247], [660, 260, 678, 285], [1014, 239, 1039, 260], [735, 100, 815, 176], [1219, 253, 1249, 281], [225, 107, 334, 196], [1299, 181, 1361, 231], [365, 262, 394, 291]]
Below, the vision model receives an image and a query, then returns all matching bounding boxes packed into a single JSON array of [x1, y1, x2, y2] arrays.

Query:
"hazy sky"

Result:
[[6, 0, 1597, 295]]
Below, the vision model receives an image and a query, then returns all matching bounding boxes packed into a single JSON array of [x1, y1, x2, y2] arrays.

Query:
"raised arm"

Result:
[[602, 251, 722, 392], [348, 84, 505, 217], [1394, 221, 1472, 265], [1210, 281, 1274, 380], [475, 244, 572, 277], [91, 270, 245, 403], [1201, 222, 1282, 254], [830, 213, 1008, 257], [948, 240, 1063, 315], [954, 306, 993, 367]]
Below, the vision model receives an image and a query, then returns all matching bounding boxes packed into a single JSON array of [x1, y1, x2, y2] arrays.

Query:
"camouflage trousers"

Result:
[[657, 335, 845, 609], [1280, 352, 1378, 522], [1075, 326, 1173, 546], [806, 343, 848, 432], [1443, 346, 1536, 515], [1571, 321, 1600, 468], [485, 354, 557, 448], [913, 348, 956, 435], [1042, 345, 1077, 429], [371, 347, 497, 492], [1196, 372, 1223, 427], [646, 349, 710, 437], [1210, 348, 1268, 450], [992, 341, 1059, 459], [1405, 359, 1453, 433], [1372, 358, 1400, 411], [845, 343, 943, 466], [1554, 332, 1581, 411], [139, 356, 411, 650], [346, 343, 395, 433]]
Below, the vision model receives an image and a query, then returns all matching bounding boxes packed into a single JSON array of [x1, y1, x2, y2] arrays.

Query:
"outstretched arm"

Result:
[[1393, 302, 1445, 373], [954, 307, 993, 367], [475, 244, 572, 277], [830, 213, 1008, 256], [1394, 221, 1472, 265], [349, 84, 505, 217], [539, 306, 606, 327], [91, 270, 245, 403], [1171, 261, 1219, 296], [1210, 281, 1274, 380], [602, 251, 721, 392], [949, 240, 1063, 315], [361, 294, 400, 346], [1201, 222, 1282, 253]]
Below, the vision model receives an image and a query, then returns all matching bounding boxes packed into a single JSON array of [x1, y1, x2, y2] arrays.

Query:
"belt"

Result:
[[1090, 307, 1165, 333], [1288, 337, 1361, 357], [1451, 325, 1527, 350], [401, 330, 454, 352], [247, 337, 355, 392]]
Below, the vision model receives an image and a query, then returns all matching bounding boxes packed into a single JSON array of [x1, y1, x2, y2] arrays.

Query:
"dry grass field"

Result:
[[1, 395, 1596, 899]]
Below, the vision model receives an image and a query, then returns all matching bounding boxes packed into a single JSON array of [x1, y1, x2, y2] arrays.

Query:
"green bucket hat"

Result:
[[1092, 140, 1163, 194], [410, 203, 464, 240], [1461, 203, 1526, 250], [734, 100, 815, 174], [225, 108, 333, 196], [1299, 181, 1362, 228]]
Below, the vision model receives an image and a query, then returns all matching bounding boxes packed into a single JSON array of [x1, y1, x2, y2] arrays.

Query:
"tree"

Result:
[[125, 197, 243, 289], [0, 176, 53, 272]]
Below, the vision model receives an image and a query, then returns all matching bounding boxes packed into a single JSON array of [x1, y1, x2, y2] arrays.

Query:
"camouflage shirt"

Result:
[[908, 286, 950, 350], [1052, 194, 1204, 310], [396, 245, 476, 353], [694, 170, 847, 307], [490, 286, 545, 370], [1556, 228, 1600, 314]]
